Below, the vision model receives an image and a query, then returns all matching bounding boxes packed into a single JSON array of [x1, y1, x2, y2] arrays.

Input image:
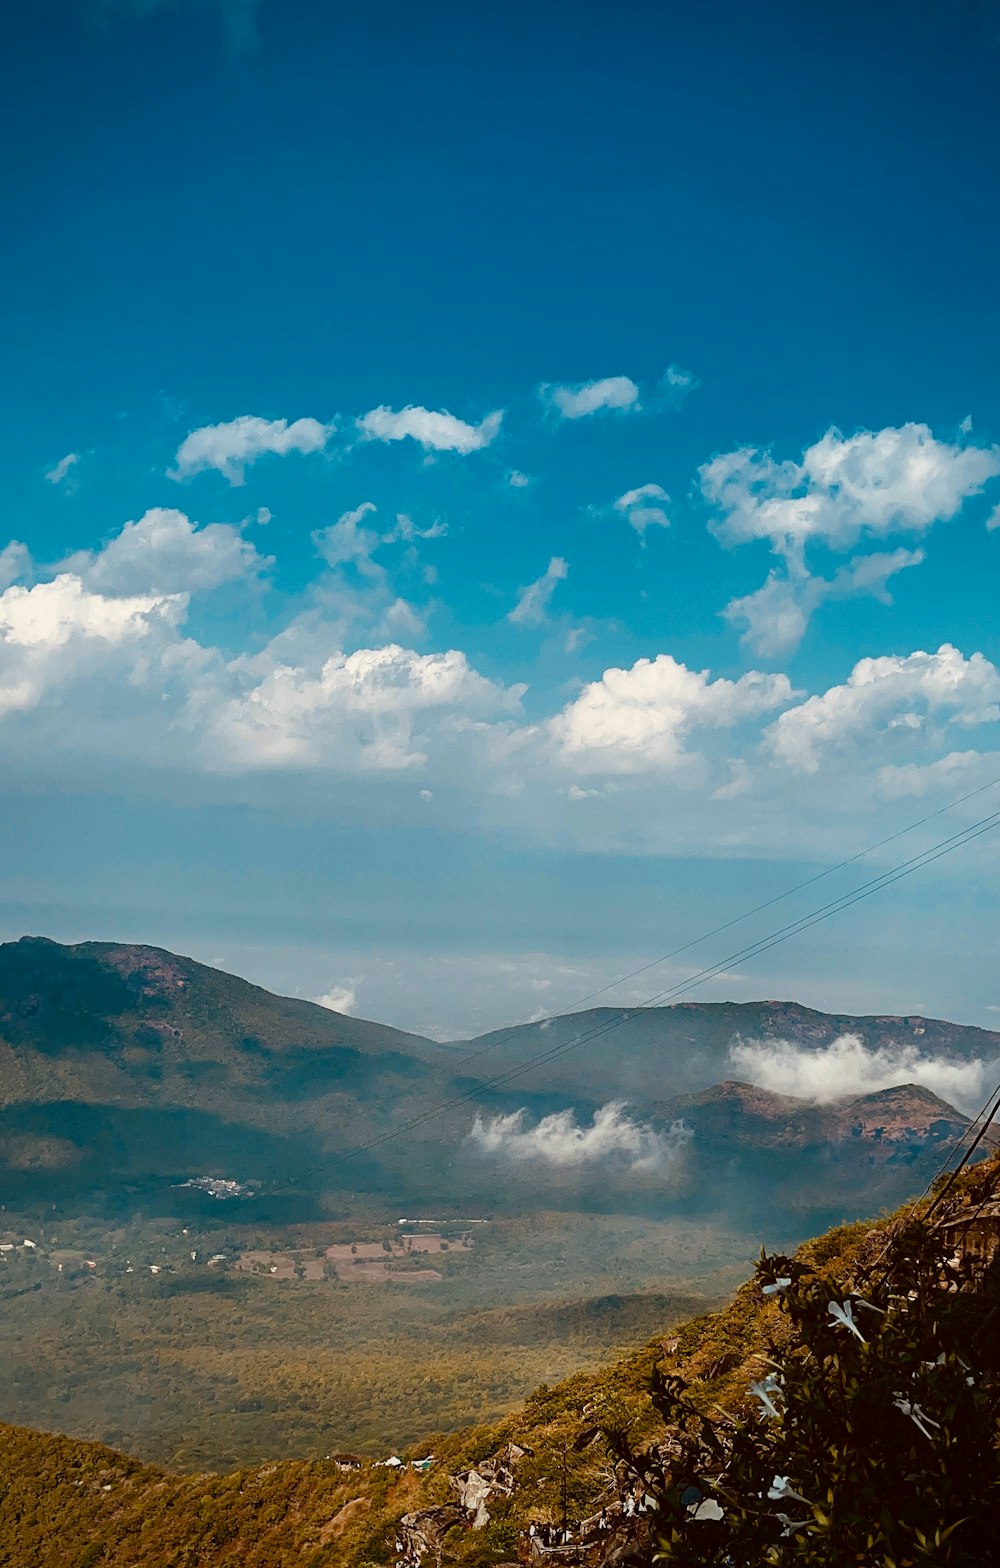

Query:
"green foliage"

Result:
[[605, 1180, 1000, 1565]]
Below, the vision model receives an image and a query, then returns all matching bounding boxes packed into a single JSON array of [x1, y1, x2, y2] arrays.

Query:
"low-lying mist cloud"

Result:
[[466, 1101, 692, 1173], [728, 1033, 998, 1115]]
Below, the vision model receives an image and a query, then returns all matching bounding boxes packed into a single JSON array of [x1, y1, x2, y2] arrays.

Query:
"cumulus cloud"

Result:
[[313, 981, 358, 1015], [170, 415, 333, 484], [208, 643, 521, 770], [725, 548, 924, 659], [728, 1033, 999, 1115], [45, 452, 80, 486], [0, 571, 521, 777], [466, 1101, 692, 1173], [357, 404, 503, 453], [0, 542, 30, 592], [0, 574, 187, 719], [547, 375, 640, 420], [705, 424, 991, 654], [550, 654, 794, 773], [613, 483, 671, 537], [509, 556, 568, 627], [703, 423, 1000, 562], [767, 644, 1000, 772], [62, 508, 272, 594]]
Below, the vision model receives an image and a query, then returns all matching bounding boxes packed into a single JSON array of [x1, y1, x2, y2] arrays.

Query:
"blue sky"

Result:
[[2, 0, 1000, 1038]]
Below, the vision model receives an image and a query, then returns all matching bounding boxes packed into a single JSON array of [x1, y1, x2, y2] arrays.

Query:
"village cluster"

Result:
[[0, 1218, 481, 1287]]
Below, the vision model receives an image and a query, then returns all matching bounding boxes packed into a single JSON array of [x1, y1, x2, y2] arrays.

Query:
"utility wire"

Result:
[[278, 799, 1000, 1192], [852, 1078, 1000, 1285], [457, 774, 1000, 1053], [441, 772, 1000, 1077]]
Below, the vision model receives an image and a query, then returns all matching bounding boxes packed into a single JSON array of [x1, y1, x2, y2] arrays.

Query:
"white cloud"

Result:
[[62, 508, 272, 595], [876, 749, 993, 799], [987, 501, 1000, 532], [0, 575, 182, 653], [357, 404, 503, 453], [387, 513, 448, 544], [831, 547, 925, 600], [313, 981, 358, 1015], [45, 452, 80, 486], [466, 1101, 692, 1173], [661, 363, 698, 395], [728, 1033, 998, 1115], [725, 549, 924, 659], [509, 556, 568, 627], [0, 542, 30, 592], [547, 375, 640, 420], [313, 502, 381, 573], [508, 470, 531, 488], [613, 483, 671, 536], [379, 597, 428, 641], [545, 366, 696, 421], [550, 654, 794, 773], [170, 415, 333, 485], [767, 644, 1000, 773], [0, 574, 187, 719], [724, 569, 816, 660], [209, 643, 521, 770], [703, 423, 1000, 562]]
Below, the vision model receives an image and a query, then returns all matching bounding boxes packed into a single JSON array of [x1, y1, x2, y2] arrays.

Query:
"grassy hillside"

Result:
[[2, 1152, 997, 1567]]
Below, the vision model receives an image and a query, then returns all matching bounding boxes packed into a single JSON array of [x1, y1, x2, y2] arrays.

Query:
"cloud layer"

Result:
[[728, 1033, 998, 1114], [466, 1102, 692, 1172]]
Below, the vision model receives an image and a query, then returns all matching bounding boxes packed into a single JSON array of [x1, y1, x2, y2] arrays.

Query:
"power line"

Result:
[[279, 799, 1000, 1192], [855, 1077, 1000, 1286], [440, 771, 1000, 1079]]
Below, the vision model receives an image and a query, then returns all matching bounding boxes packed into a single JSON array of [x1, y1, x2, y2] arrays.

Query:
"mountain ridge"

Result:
[[0, 936, 993, 1218]]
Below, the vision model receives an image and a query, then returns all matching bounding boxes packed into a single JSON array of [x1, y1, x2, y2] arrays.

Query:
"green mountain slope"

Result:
[[0, 936, 993, 1220], [457, 998, 1000, 1098]]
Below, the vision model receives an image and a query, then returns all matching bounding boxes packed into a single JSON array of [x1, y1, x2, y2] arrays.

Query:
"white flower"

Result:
[[750, 1374, 783, 1419], [768, 1476, 809, 1505], [893, 1396, 941, 1441], [761, 1277, 792, 1296], [828, 1299, 866, 1341], [851, 1296, 886, 1315], [776, 1513, 810, 1537]]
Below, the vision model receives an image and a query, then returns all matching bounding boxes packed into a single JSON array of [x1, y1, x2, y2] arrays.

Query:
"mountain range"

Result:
[[1, 935, 995, 1224]]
